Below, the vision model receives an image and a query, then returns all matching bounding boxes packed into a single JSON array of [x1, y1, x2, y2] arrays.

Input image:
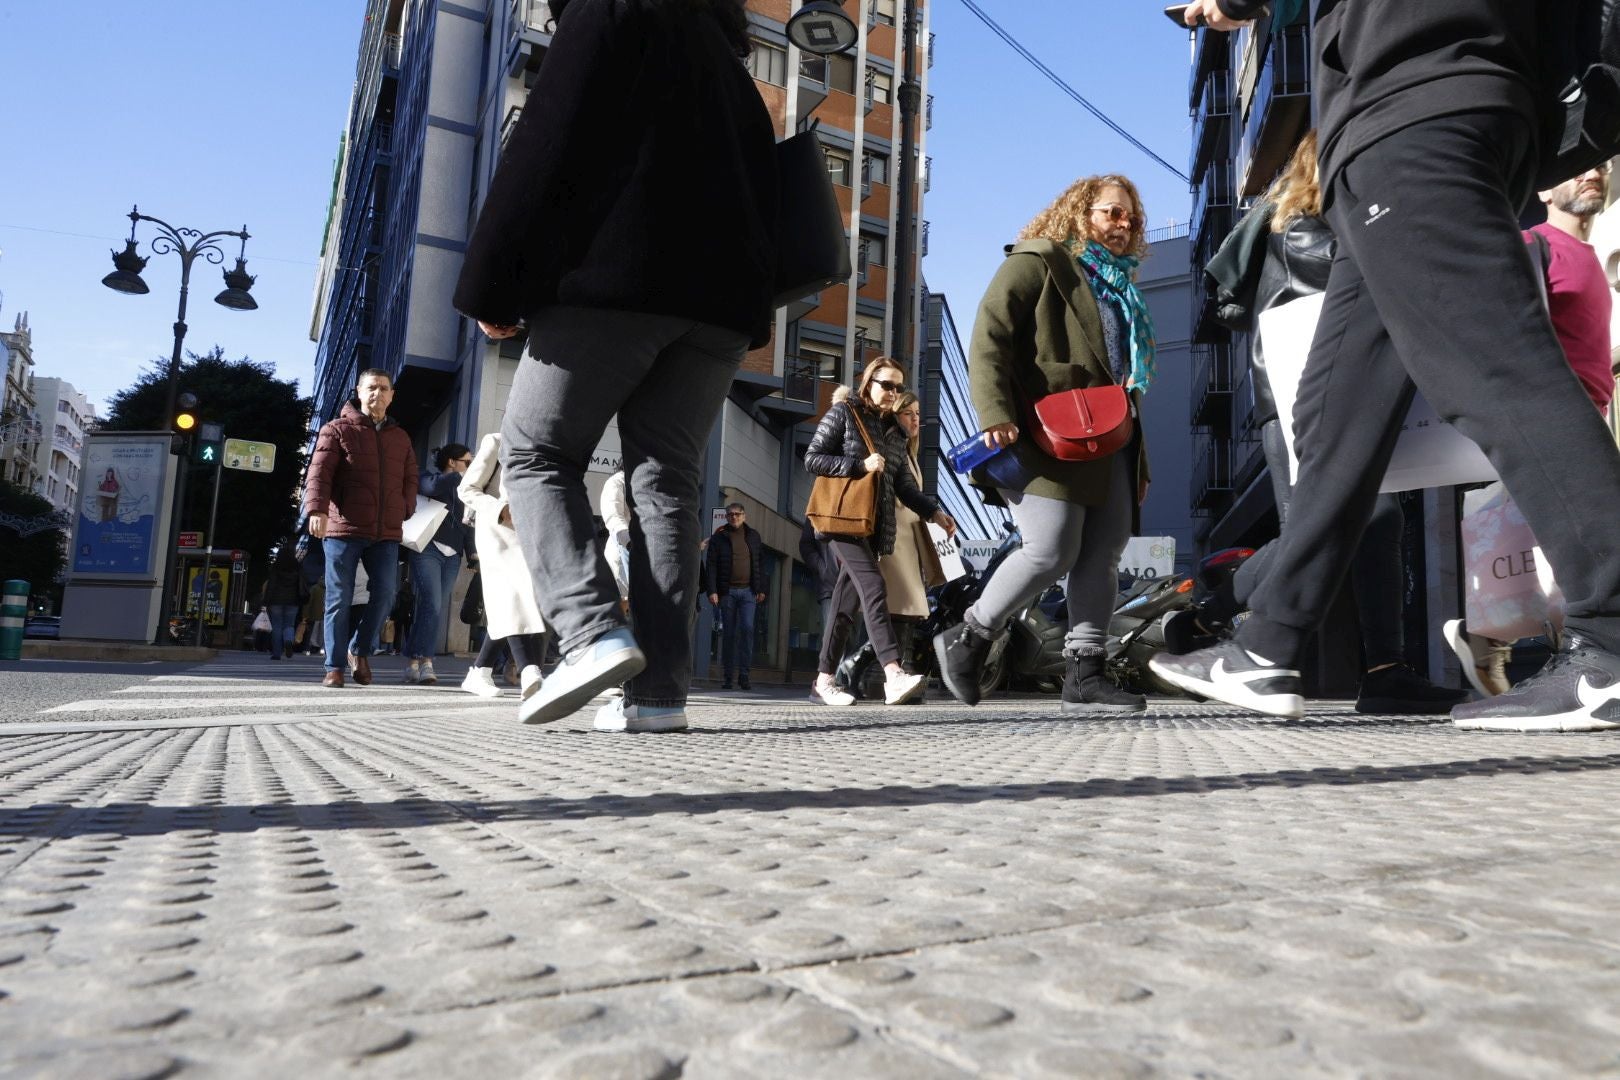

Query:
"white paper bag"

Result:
[[1256, 294, 1498, 492], [400, 495, 448, 553], [926, 522, 969, 582]]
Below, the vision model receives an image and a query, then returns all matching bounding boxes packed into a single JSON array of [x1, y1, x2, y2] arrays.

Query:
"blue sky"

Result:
[[0, 1, 1195, 416]]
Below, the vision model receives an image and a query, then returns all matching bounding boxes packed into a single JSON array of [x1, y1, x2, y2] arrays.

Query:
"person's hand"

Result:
[[478, 321, 521, 340], [932, 510, 957, 538], [708, 593, 720, 607], [863, 452, 886, 474], [754, 592, 766, 604], [1139, 475, 1151, 505], [307, 513, 327, 538], [498, 506, 513, 527], [982, 423, 1019, 449], [1185, 0, 1251, 31]]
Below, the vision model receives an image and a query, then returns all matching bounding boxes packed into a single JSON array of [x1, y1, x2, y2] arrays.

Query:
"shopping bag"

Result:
[[1256, 294, 1498, 492], [400, 496, 449, 553], [251, 610, 271, 633], [925, 522, 969, 583], [1460, 482, 1564, 641], [774, 123, 853, 307]]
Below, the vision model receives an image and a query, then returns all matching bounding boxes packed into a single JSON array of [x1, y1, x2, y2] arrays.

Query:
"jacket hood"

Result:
[[341, 398, 398, 429], [831, 385, 852, 404]]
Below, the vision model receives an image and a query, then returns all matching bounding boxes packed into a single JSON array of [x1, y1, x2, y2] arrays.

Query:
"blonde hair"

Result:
[[1018, 174, 1149, 259], [1268, 130, 1322, 232], [892, 391, 921, 455], [854, 355, 906, 412]]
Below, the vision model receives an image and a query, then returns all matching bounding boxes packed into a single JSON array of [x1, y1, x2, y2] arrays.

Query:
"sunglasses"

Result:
[[1089, 203, 1142, 226], [872, 378, 906, 393]]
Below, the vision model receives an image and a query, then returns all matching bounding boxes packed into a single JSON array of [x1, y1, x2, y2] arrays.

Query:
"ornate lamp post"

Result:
[[102, 206, 257, 644]]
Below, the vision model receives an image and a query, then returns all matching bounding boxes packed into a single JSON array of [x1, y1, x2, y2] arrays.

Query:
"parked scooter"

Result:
[[1107, 546, 1256, 695]]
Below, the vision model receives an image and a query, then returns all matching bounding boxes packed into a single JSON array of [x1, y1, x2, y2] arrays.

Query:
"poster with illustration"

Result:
[[184, 566, 231, 627], [71, 434, 169, 577]]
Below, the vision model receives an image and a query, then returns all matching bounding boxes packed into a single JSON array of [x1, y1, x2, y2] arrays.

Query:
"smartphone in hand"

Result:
[[1164, 3, 1201, 26]]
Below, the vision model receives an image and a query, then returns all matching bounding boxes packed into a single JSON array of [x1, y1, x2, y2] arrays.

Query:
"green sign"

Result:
[[224, 439, 277, 474]]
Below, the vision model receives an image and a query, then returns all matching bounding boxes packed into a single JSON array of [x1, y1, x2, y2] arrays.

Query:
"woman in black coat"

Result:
[[805, 357, 955, 706]]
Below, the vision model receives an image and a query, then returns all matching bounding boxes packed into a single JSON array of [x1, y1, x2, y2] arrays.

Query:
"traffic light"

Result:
[[172, 392, 199, 455], [194, 421, 224, 467]]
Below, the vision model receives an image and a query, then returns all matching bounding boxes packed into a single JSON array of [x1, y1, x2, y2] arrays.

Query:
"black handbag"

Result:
[[773, 122, 853, 307]]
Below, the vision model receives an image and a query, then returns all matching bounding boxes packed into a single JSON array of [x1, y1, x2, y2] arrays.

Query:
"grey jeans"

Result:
[[967, 449, 1134, 656], [501, 306, 747, 707]]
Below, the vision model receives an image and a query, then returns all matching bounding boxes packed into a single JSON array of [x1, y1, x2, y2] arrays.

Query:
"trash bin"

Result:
[[1, 580, 28, 661]]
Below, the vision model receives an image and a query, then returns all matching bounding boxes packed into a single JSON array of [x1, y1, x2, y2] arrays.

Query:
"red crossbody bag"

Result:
[[1028, 384, 1133, 462]]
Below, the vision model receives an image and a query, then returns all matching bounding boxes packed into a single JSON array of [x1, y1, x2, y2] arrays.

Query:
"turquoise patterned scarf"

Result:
[[1076, 240, 1157, 394]]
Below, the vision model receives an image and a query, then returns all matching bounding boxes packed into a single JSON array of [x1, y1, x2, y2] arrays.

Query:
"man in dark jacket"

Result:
[[453, 0, 777, 733], [303, 368, 418, 688], [706, 504, 767, 690], [1160, 1, 1620, 732]]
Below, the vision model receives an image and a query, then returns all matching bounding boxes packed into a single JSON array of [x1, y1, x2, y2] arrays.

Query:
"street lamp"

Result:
[[102, 205, 257, 644], [786, 0, 922, 373]]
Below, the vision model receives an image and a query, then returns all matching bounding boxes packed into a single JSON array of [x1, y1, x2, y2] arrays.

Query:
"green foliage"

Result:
[[103, 347, 312, 599], [0, 478, 68, 596]]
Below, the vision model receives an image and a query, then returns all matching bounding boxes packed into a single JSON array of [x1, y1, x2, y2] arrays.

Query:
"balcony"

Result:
[[925, 93, 934, 130], [1189, 68, 1233, 184], [735, 356, 819, 423], [501, 105, 524, 152], [1240, 22, 1312, 196], [923, 155, 932, 193], [1187, 24, 1230, 108], [798, 54, 830, 115], [1191, 435, 1233, 515], [1189, 342, 1235, 430], [506, 0, 554, 79], [1190, 159, 1234, 238]]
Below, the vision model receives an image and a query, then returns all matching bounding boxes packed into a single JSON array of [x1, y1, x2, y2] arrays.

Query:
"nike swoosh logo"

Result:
[[1576, 675, 1620, 710], [1211, 658, 1301, 683]]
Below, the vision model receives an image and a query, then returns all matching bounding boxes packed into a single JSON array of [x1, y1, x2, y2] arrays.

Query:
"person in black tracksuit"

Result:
[[1160, 0, 1620, 731]]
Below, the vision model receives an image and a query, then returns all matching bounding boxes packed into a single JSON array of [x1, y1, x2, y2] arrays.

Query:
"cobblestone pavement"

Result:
[[1, 655, 1618, 1078]]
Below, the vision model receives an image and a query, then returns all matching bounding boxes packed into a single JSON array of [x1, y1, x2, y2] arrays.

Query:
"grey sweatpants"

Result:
[[967, 449, 1134, 656]]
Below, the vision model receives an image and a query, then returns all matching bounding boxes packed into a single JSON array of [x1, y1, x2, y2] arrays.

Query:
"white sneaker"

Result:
[[404, 659, 421, 685], [460, 666, 501, 698], [1149, 640, 1305, 719], [809, 675, 856, 707], [884, 670, 927, 705], [520, 664, 543, 700], [418, 659, 438, 686], [593, 698, 688, 733], [520, 628, 646, 725], [1442, 619, 1512, 697]]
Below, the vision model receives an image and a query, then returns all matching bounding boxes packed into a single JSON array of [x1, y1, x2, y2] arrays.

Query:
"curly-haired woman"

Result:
[[935, 174, 1154, 714]]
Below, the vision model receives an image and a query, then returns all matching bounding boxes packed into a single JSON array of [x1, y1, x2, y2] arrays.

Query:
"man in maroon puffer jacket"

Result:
[[303, 369, 418, 688]]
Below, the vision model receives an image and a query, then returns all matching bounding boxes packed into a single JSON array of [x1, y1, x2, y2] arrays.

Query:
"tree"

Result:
[[0, 478, 68, 601], [103, 347, 312, 602]]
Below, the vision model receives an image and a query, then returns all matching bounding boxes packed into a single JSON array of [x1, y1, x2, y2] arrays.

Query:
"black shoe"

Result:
[[738, 675, 751, 691], [1354, 663, 1469, 715], [934, 621, 993, 706], [721, 678, 733, 691], [1149, 640, 1304, 719], [1451, 630, 1620, 732], [1062, 654, 1146, 714]]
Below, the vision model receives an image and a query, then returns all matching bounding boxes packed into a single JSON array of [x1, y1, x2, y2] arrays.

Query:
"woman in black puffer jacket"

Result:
[[805, 356, 955, 706]]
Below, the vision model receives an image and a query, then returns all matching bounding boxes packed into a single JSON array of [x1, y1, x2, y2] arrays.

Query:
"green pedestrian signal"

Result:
[[194, 421, 224, 467]]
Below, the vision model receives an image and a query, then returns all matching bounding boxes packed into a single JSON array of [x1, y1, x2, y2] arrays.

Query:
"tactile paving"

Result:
[[1, 668, 1617, 1075]]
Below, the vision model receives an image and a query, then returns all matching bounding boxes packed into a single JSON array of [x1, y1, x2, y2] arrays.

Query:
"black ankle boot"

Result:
[[934, 620, 993, 706], [1062, 652, 1146, 714]]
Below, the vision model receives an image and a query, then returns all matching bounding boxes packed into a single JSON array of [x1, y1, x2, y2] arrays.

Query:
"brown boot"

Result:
[[352, 655, 373, 686], [322, 670, 345, 689]]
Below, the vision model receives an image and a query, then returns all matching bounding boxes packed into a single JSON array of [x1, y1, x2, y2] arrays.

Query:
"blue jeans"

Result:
[[719, 587, 757, 679], [501, 307, 748, 708], [322, 537, 399, 672], [266, 603, 300, 659], [406, 546, 462, 660]]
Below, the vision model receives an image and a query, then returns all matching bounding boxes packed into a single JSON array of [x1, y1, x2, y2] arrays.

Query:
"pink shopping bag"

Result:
[[1460, 483, 1564, 641]]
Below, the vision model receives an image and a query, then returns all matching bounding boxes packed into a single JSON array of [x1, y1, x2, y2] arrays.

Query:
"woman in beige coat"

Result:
[[878, 392, 932, 633], [458, 432, 548, 700]]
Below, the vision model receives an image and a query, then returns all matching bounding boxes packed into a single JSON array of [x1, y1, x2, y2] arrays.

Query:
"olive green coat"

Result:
[[968, 239, 1150, 514]]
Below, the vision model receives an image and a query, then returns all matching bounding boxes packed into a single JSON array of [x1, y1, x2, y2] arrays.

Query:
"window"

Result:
[[866, 68, 893, 106], [872, 0, 897, 26], [824, 146, 852, 187], [864, 152, 890, 186], [802, 342, 843, 381], [799, 53, 827, 84], [828, 52, 857, 94], [746, 39, 787, 86], [860, 232, 887, 267]]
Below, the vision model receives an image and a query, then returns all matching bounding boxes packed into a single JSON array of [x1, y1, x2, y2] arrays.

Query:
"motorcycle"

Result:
[[1106, 546, 1256, 695]]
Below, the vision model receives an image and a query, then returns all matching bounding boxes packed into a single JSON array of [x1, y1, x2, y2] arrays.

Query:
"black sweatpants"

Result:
[[819, 538, 900, 674], [1239, 109, 1620, 666]]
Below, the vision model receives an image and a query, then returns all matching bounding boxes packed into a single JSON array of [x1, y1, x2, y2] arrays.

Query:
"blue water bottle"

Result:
[[946, 432, 1004, 474]]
